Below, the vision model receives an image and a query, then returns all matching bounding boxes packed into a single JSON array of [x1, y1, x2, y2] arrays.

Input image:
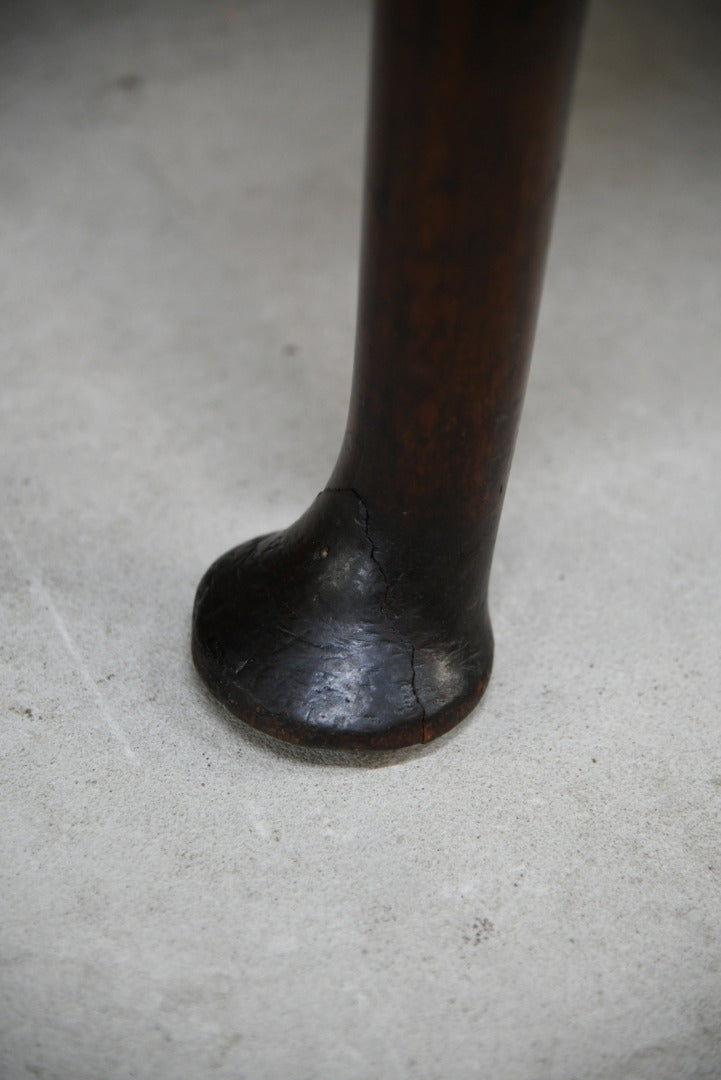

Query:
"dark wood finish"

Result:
[[192, 0, 586, 749]]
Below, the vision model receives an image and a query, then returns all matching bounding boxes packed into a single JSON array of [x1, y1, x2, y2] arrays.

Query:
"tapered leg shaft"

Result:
[[192, 0, 586, 749]]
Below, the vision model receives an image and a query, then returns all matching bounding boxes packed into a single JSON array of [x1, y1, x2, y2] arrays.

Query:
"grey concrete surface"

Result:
[[1, 1, 720, 1077]]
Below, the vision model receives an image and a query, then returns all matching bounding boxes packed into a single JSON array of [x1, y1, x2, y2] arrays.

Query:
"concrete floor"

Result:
[[2, 1, 720, 1077]]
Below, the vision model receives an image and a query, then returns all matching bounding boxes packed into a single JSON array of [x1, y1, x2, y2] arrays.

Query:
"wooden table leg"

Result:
[[192, 0, 586, 749]]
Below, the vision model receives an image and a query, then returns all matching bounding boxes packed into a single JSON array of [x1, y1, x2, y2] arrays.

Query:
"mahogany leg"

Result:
[[192, 0, 586, 749]]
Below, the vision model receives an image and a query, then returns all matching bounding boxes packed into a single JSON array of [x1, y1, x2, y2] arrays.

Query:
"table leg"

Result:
[[192, 0, 586, 749]]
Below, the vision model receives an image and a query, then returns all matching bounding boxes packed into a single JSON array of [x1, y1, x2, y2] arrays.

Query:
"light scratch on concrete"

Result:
[[4, 528, 136, 760]]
